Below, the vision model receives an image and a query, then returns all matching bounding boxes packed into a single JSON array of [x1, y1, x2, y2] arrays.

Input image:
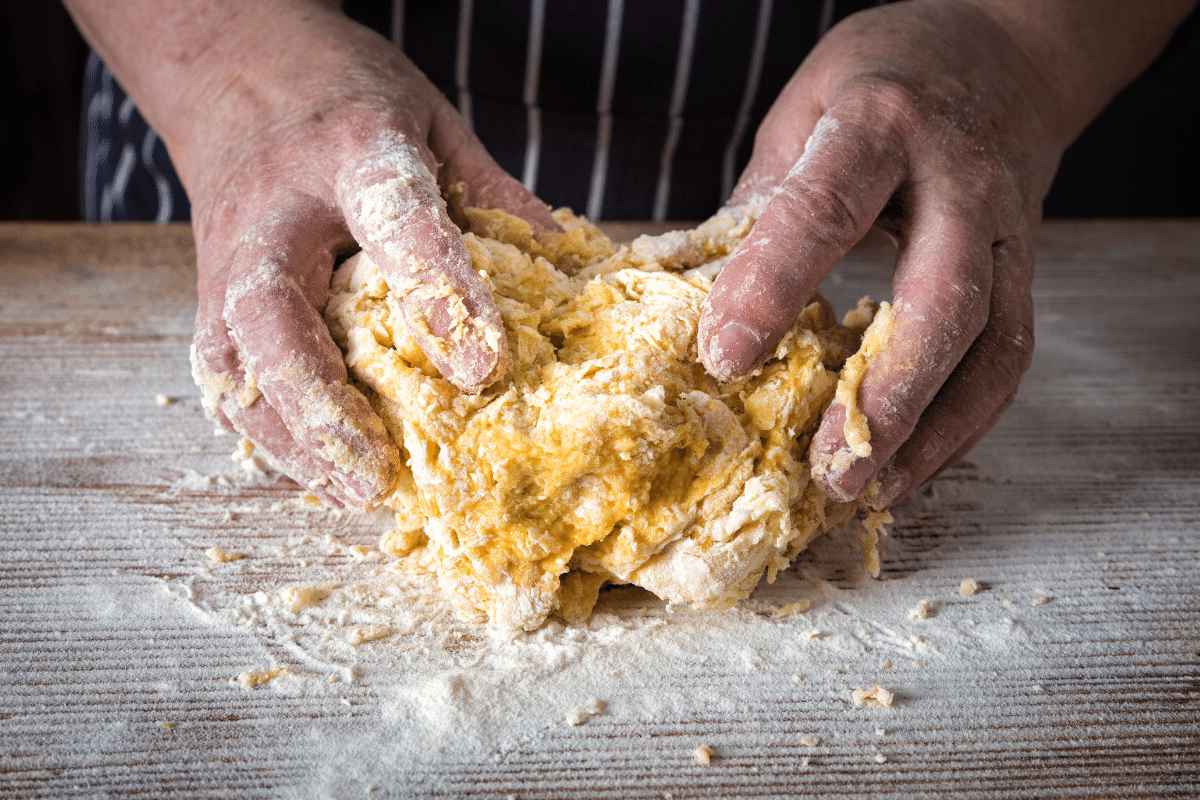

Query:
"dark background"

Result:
[[1, 2, 1196, 222]]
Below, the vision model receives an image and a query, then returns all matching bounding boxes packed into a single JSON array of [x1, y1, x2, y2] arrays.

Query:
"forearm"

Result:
[[61, 0, 356, 191], [957, 0, 1197, 147]]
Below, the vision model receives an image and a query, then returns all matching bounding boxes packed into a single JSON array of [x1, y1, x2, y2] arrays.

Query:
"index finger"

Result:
[[337, 130, 508, 393], [698, 112, 907, 381]]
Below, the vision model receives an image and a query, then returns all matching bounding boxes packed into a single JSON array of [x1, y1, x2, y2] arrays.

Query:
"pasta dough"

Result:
[[325, 205, 890, 631]]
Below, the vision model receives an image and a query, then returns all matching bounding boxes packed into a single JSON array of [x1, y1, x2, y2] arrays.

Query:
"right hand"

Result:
[[173, 5, 556, 509]]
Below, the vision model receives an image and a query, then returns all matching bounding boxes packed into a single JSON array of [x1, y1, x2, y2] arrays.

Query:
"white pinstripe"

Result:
[[818, 0, 836, 37], [83, 55, 110, 223], [721, 0, 774, 202], [391, 0, 405, 49], [521, 0, 547, 193], [141, 129, 173, 224], [455, 0, 476, 130], [652, 0, 701, 222], [101, 144, 135, 223], [586, 0, 624, 221], [118, 96, 135, 126]]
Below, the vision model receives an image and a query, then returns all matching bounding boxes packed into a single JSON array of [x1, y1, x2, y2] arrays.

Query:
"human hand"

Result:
[[698, 1, 1072, 508], [165, 5, 556, 509]]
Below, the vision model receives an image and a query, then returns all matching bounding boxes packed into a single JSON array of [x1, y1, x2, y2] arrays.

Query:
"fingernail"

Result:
[[811, 447, 876, 502], [447, 327, 507, 393], [410, 299, 507, 393], [707, 320, 766, 380], [836, 454, 876, 501]]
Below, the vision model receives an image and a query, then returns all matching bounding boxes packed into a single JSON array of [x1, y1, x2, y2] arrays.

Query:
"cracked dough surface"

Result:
[[326, 206, 887, 631]]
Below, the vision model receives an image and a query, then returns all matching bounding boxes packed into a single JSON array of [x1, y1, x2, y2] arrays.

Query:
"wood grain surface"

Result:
[[0, 221, 1197, 799]]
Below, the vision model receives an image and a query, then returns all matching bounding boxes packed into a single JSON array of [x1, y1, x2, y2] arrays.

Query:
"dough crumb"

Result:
[[205, 546, 244, 563], [693, 745, 714, 766], [1031, 596, 1052, 607], [959, 578, 981, 596], [230, 437, 255, 462], [852, 684, 895, 708], [565, 697, 605, 726], [237, 667, 292, 688], [801, 735, 821, 747], [874, 753, 888, 764], [347, 626, 395, 646], [801, 629, 822, 642], [279, 584, 333, 613], [772, 600, 812, 619], [154, 393, 173, 406], [908, 599, 935, 620]]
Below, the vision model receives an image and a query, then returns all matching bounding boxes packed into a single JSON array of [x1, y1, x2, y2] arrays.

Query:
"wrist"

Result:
[[953, 0, 1196, 148], [152, 3, 359, 194], [64, 0, 358, 196]]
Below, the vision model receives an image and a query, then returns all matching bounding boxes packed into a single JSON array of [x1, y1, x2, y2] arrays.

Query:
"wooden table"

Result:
[[1, 221, 1197, 799]]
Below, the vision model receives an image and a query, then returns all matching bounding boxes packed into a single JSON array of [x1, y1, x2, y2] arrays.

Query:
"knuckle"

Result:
[[838, 74, 928, 143], [779, 177, 866, 254], [997, 318, 1036, 376], [984, 250, 1037, 381], [908, 276, 991, 351], [948, 279, 992, 341], [874, 393, 925, 439], [977, 311, 1035, 386]]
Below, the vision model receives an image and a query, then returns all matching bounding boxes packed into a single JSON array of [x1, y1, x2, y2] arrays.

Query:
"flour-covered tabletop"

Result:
[[1, 221, 1197, 799]]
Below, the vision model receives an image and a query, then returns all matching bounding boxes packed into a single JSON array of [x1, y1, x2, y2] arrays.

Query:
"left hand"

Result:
[[698, 1, 1063, 507]]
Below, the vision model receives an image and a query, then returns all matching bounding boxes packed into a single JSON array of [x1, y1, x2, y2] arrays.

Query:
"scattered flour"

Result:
[[154, 487, 1078, 792]]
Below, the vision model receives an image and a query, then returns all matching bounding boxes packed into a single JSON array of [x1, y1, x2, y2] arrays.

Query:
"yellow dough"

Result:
[[325, 205, 889, 631]]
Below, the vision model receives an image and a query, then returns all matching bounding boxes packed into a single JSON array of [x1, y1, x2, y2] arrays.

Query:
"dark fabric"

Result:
[[1042, 3, 1200, 218], [79, 51, 189, 223], [79, 0, 1196, 224], [409, 0, 844, 219], [80, 0, 862, 222]]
